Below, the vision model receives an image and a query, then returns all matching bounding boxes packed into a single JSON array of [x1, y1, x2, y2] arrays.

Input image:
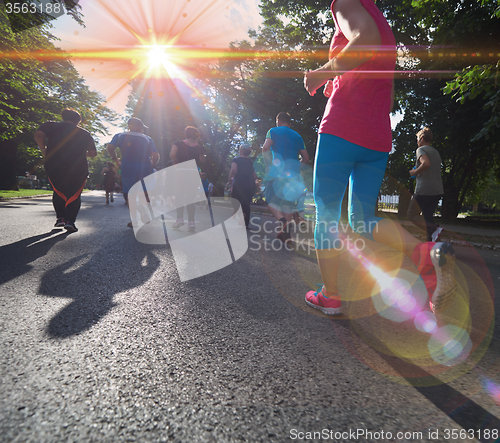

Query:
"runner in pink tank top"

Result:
[[303, 0, 457, 317]]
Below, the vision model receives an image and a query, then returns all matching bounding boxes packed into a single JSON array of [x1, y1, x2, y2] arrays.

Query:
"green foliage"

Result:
[[463, 170, 500, 208], [87, 147, 115, 188], [205, 6, 328, 179], [0, 5, 117, 186], [444, 62, 500, 141], [385, 0, 500, 219], [4, 0, 84, 33], [412, 0, 500, 142]]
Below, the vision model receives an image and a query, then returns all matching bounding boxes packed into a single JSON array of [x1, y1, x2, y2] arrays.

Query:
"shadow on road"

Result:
[[38, 240, 161, 338], [330, 318, 500, 443], [0, 229, 69, 285]]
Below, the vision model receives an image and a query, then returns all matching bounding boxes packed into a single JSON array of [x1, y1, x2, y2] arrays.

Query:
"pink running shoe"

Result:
[[305, 286, 342, 315], [172, 219, 184, 229]]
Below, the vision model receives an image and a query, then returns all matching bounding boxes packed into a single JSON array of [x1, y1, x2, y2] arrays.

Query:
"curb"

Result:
[[0, 194, 52, 201]]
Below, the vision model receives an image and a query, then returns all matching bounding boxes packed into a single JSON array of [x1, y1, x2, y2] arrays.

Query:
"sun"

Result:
[[147, 45, 170, 68], [142, 44, 187, 81]]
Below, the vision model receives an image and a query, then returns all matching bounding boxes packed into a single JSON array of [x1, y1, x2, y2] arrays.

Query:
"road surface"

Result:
[[1, 191, 499, 442]]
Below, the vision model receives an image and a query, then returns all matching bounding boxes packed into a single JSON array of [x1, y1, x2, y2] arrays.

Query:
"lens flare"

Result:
[[428, 325, 472, 367], [481, 377, 500, 406]]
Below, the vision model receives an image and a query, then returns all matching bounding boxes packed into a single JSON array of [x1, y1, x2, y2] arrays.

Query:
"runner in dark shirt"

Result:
[[34, 109, 97, 233], [228, 143, 257, 228], [170, 126, 206, 232]]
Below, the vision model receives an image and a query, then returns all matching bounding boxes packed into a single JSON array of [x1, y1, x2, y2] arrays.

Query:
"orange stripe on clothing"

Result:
[[48, 178, 67, 202], [65, 179, 87, 207]]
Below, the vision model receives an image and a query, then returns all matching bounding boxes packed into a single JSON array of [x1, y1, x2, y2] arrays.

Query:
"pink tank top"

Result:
[[318, 0, 396, 152]]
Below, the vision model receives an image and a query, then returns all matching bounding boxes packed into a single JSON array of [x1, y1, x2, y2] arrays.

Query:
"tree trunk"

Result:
[[441, 192, 461, 221], [0, 140, 18, 190], [398, 189, 411, 219]]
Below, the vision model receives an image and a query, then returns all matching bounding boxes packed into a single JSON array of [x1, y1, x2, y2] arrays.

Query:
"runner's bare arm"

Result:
[[170, 144, 178, 164], [299, 148, 310, 165], [262, 138, 273, 170], [228, 162, 238, 184], [411, 154, 431, 176], [107, 143, 121, 166], [198, 148, 206, 163], [151, 152, 160, 167], [304, 0, 382, 96], [34, 130, 47, 157]]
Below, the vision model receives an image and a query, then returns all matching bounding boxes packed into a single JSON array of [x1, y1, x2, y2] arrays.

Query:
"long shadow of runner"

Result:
[[0, 229, 69, 285], [378, 348, 500, 443], [39, 240, 160, 338], [330, 319, 500, 443]]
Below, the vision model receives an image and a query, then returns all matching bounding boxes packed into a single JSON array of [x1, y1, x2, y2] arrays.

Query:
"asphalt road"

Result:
[[1, 191, 500, 443]]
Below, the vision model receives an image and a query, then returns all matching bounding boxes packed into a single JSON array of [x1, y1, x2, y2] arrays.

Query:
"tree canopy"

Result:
[[219, 0, 500, 218], [0, 2, 116, 189], [117, 0, 500, 216]]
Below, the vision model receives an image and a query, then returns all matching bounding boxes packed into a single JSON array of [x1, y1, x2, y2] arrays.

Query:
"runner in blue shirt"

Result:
[[262, 112, 309, 242], [107, 118, 159, 227]]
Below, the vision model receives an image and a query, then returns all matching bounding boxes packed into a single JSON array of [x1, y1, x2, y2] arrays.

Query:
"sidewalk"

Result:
[[399, 219, 500, 238], [249, 203, 500, 250], [251, 203, 500, 234]]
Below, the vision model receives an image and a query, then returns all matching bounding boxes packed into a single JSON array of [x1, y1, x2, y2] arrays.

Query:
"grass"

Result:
[[0, 189, 53, 199]]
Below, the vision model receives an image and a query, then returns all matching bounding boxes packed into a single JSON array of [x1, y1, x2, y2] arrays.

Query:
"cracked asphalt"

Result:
[[1, 191, 500, 443]]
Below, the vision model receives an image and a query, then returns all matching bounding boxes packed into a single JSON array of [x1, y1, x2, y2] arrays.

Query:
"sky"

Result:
[[50, 0, 264, 119]]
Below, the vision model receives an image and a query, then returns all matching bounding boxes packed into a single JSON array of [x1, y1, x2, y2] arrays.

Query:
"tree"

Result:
[[204, 9, 330, 174], [226, 0, 500, 220], [0, 4, 116, 189], [388, 0, 500, 219]]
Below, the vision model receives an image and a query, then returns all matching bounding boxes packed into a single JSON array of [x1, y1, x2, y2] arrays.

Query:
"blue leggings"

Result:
[[314, 134, 389, 249]]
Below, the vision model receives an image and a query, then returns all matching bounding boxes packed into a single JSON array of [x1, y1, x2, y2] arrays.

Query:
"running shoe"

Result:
[[292, 211, 306, 227], [54, 218, 65, 227], [172, 219, 184, 229], [429, 242, 457, 313], [188, 221, 196, 232], [276, 221, 292, 243], [305, 286, 342, 315], [64, 222, 78, 233], [431, 227, 444, 242], [276, 231, 292, 243]]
